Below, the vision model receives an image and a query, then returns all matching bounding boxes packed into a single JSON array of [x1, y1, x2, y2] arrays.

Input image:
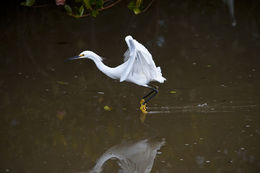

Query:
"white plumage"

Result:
[[69, 35, 166, 87], [88, 139, 165, 173]]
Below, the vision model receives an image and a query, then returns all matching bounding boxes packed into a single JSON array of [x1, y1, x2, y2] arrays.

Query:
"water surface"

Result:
[[0, 0, 260, 173]]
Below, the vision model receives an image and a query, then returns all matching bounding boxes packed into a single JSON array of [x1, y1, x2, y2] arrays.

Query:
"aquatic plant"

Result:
[[20, 0, 155, 17]]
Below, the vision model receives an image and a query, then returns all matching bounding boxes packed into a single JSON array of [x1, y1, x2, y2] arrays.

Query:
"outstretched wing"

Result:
[[120, 37, 137, 82], [120, 36, 159, 85]]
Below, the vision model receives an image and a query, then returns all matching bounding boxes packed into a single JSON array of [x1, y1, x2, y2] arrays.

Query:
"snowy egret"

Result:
[[69, 35, 166, 113], [89, 139, 165, 173]]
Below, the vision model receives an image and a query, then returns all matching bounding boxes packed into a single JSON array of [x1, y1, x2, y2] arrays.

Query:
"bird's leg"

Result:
[[143, 87, 158, 104], [140, 88, 154, 114], [142, 89, 155, 99], [139, 86, 159, 114], [139, 88, 154, 112], [141, 84, 158, 101]]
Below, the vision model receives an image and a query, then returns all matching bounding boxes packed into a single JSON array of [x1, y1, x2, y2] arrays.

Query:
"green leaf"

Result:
[[64, 4, 72, 15], [128, 0, 142, 14], [90, 0, 95, 5], [83, 0, 92, 10], [136, 0, 143, 8], [170, 91, 177, 94], [95, 0, 104, 9], [79, 5, 85, 16], [91, 9, 99, 17], [133, 7, 141, 14], [20, 0, 35, 7], [128, 1, 136, 10]]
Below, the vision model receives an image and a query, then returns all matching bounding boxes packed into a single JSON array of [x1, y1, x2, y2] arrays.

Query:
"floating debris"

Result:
[[104, 105, 112, 111], [57, 81, 69, 85], [197, 103, 208, 107]]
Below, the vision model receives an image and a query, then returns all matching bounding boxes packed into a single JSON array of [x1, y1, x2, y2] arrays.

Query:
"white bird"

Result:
[[88, 139, 165, 173], [69, 35, 166, 113]]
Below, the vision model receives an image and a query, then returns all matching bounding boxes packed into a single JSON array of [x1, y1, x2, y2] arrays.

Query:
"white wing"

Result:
[[120, 36, 165, 86], [120, 37, 137, 82]]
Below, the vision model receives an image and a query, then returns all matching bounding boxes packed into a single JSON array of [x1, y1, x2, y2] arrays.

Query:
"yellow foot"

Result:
[[140, 103, 148, 114], [140, 99, 145, 105]]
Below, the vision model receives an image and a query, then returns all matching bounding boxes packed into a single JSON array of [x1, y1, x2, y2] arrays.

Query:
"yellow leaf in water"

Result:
[[57, 81, 69, 85], [104, 105, 112, 111], [170, 91, 177, 94]]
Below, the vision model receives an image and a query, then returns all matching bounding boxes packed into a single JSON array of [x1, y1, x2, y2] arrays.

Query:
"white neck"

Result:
[[86, 52, 117, 79]]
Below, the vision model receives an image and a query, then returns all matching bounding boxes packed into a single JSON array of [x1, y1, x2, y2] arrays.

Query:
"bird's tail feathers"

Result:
[[157, 67, 162, 73], [156, 67, 166, 83]]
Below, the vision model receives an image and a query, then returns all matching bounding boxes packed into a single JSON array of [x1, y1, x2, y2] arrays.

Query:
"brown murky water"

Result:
[[1, 1, 260, 173]]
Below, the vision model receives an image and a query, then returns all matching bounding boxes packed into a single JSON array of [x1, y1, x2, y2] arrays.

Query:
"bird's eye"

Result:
[[79, 54, 84, 57]]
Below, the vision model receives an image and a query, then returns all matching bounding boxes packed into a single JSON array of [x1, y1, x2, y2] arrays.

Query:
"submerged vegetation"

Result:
[[20, 0, 154, 17]]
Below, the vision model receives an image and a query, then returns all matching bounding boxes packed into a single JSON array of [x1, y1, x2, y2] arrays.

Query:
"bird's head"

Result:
[[68, 50, 103, 61]]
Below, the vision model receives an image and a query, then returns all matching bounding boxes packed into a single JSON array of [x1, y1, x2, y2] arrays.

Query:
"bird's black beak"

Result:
[[67, 56, 80, 61]]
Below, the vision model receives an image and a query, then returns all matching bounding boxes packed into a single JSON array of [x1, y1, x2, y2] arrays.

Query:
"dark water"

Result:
[[1, 0, 260, 173]]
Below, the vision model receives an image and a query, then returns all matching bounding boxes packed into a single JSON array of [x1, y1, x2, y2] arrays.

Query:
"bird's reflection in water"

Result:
[[140, 113, 147, 123], [88, 139, 165, 173]]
